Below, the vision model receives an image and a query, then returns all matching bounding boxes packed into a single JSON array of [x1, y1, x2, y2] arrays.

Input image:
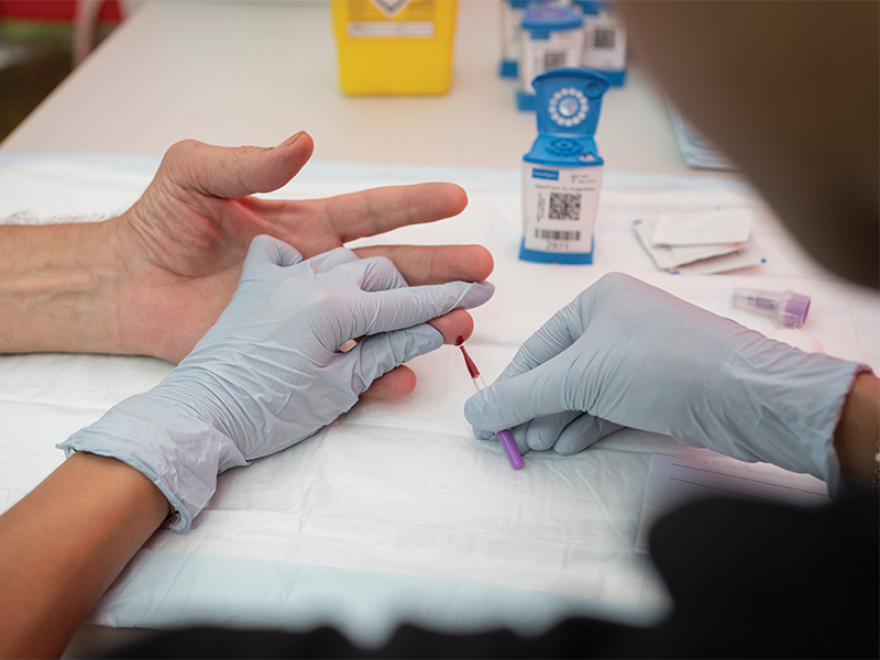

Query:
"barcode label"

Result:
[[594, 28, 616, 49], [537, 229, 581, 241], [548, 192, 582, 220], [543, 51, 566, 70], [521, 162, 602, 257]]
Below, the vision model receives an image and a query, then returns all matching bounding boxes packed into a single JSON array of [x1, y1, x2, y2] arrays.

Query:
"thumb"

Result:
[[464, 348, 584, 433], [163, 132, 315, 199]]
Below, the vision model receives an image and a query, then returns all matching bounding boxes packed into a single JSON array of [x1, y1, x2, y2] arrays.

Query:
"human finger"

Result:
[[353, 244, 494, 287], [491, 303, 583, 386], [343, 308, 474, 399], [553, 415, 623, 455], [161, 132, 315, 200], [318, 182, 468, 243], [359, 306, 479, 398], [475, 411, 584, 453], [241, 235, 303, 279], [348, 256, 408, 293], [348, 279, 494, 340], [360, 365, 418, 399], [343, 324, 444, 395], [473, 422, 532, 454], [463, 342, 589, 434], [427, 309, 474, 345], [522, 411, 582, 451]]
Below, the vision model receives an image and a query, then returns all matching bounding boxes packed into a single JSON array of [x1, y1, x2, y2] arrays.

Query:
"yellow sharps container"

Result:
[[331, 0, 457, 95]]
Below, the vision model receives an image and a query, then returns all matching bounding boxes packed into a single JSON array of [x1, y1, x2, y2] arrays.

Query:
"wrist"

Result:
[[58, 383, 248, 532], [700, 340, 868, 494]]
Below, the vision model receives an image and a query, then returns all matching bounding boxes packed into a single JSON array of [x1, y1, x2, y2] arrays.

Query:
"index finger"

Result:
[[493, 303, 583, 385]]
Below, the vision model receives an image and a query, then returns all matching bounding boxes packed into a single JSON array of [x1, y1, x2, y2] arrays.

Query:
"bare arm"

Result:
[[0, 221, 130, 356], [0, 453, 168, 659], [0, 134, 493, 395]]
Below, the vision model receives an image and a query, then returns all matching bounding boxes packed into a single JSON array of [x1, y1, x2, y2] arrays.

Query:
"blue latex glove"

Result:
[[465, 273, 868, 494], [60, 236, 494, 531]]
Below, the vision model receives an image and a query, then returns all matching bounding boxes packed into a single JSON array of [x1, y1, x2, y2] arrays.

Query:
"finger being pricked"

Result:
[[353, 244, 494, 287], [360, 309, 474, 399]]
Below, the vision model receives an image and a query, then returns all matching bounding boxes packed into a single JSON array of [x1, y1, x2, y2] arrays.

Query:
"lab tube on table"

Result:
[[732, 287, 811, 327]]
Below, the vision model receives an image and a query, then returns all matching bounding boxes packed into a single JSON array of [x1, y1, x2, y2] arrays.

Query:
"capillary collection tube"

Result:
[[459, 345, 525, 470]]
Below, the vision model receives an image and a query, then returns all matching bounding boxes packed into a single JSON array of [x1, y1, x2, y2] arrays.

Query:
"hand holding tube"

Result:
[[464, 273, 867, 494]]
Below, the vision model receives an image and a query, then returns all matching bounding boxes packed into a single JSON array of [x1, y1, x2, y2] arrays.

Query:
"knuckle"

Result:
[[165, 139, 200, 162], [593, 271, 633, 292], [367, 255, 397, 273]]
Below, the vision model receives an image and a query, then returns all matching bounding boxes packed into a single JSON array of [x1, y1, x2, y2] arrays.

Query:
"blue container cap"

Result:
[[522, 5, 584, 33], [523, 67, 610, 167], [571, 0, 607, 16], [533, 67, 610, 137]]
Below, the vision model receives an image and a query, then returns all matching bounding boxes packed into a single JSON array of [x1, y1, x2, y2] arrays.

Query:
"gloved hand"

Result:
[[464, 273, 867, 494], [60, 236, 494, 530]]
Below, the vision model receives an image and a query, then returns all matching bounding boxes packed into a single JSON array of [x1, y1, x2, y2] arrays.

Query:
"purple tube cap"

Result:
[[497, 429, 524, 470], [782, 293, 811, 327]]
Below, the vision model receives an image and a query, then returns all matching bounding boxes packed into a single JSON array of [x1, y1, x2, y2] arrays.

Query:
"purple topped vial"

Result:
[[732, 287, 811, 327]]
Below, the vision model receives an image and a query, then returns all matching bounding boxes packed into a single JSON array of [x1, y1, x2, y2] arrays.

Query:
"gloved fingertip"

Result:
[[247, 235, 302, 268], [471, 426, 494, 442], [511, 424, 530, 454], [553, 438, 584, 455], [526, 429, 556, 452], [457, 281, 495, 310]]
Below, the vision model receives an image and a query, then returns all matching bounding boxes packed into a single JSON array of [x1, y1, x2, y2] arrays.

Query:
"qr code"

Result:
[[539, 229, 581, 241], [543, 51, 566, 70], [594, 28, 616, 49], [548, 192, 582, 220]]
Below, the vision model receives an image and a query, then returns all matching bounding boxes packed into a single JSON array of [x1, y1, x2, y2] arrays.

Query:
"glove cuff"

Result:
[[57, 388, 247, 532], [717, 351, 871, 497]]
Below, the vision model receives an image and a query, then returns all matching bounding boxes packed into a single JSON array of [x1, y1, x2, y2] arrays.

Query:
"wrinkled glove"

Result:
[[60, 236, 494, 530], [464, 272, 868, 495]]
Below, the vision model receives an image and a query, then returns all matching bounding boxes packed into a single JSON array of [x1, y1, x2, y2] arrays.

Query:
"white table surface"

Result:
[[2, 0, 736, 180]]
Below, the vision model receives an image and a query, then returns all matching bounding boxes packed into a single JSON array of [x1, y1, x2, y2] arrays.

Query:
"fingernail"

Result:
[[277, 131, 304, 148]]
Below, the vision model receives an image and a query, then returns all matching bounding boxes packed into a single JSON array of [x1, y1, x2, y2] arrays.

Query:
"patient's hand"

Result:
[[113, 133, 493, 392]]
